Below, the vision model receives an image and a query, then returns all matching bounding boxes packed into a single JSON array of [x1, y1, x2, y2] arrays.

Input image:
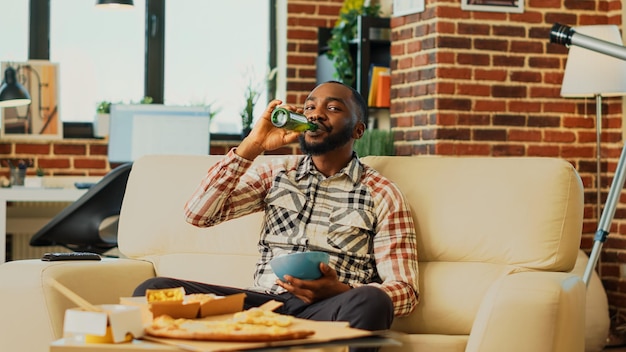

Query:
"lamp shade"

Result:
[[0, 67, 31, 108], [96, 0, 134, 8], [561, 25, 626, 97]]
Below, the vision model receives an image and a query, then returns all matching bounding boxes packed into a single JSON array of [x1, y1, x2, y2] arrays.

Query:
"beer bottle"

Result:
[[271, 108, 318, 132]]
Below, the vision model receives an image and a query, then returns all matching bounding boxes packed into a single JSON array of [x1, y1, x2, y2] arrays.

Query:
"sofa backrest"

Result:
[[118, 154, 273, 288], [361, 155, 584, 271], [118, 154, 584, 334]]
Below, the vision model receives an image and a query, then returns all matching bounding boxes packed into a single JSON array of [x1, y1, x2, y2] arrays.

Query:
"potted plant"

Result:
[[354, 129, 395, 157], [326, 3, 381, 86], [240, 86, 260, 138], [95, 97, 153, 138], [95, 101, 112, 138], [24, 167, 44, 188], [238, 67, 277, 138]]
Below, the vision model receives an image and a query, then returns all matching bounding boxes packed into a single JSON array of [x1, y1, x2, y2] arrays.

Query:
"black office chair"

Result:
[[29, 162, 133, 254]]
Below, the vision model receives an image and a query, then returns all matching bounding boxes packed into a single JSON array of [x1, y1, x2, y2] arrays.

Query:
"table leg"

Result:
[[0, 200, 6, 263]]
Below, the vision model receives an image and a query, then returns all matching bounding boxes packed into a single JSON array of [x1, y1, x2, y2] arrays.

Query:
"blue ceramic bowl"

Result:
[[269, 251, 330, 281]]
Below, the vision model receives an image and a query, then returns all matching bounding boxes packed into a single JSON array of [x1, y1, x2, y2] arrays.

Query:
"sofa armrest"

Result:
[[0, 258, 155, 352], [466, 271, 586, 352]]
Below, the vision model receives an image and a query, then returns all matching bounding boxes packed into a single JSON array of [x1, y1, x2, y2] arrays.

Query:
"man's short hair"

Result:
[[324, 80, 368, 123]]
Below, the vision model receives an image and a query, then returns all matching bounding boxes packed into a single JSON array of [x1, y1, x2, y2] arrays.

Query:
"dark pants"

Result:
[[134, 277, 394, 352]]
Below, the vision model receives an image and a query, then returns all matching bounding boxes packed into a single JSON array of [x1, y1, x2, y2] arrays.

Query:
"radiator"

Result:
[[8, 233, 69, 261], [6, 201, 73, 261]]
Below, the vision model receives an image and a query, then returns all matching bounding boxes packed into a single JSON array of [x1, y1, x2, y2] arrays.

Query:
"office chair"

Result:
[[29, 162, 133, 254]]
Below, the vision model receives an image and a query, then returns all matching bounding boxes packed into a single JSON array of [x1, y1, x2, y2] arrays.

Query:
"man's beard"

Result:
[[298, 123, 354, 155]]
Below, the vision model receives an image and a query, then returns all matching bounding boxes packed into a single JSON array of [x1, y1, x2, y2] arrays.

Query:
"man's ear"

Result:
[[353, 121, 366, 140]]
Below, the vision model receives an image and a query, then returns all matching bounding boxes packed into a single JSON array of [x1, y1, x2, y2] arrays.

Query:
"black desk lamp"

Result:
[[0, 67, 31, 108]]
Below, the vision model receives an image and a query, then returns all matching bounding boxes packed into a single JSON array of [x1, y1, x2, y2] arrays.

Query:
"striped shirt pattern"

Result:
[[184, 149, 419, 316]]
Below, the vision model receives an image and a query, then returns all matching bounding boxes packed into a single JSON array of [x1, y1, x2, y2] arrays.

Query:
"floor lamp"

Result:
[[559, 25, 626, 284]]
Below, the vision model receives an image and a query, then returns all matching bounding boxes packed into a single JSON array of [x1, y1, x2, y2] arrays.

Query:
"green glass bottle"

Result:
[[271, 108, 318, 132]]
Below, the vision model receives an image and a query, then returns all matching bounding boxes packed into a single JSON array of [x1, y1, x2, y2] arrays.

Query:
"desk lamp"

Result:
[[0, 66, 31, 108], [560, 25, 626, 233]]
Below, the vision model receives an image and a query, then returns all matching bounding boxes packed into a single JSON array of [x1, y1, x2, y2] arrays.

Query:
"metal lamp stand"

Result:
[[550, 23, 626, 286], [594, 93, 603, 246], [583, 134, 626, 285]]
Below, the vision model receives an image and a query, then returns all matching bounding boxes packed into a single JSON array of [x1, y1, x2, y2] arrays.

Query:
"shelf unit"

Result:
[[354, 16, 391, 102], [317, 16, 391, 129]]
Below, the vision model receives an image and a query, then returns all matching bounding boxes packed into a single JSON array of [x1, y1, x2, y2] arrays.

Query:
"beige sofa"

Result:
[[0, 154, 610, 352]]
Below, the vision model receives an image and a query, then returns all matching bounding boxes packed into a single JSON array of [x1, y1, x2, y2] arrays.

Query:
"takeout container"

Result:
[[63, 304, 144, 344], [120, 292, 246, 322]]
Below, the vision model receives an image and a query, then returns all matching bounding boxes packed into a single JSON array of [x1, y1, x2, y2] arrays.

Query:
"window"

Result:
[[50, 0, 145, 123], [0, 2, 29, 62], [3, 0, 274, 135], [163, 0, 270, 133]]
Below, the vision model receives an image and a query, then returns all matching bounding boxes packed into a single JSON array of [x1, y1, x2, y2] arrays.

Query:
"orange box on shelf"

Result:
[[376, 71, 391, 108]]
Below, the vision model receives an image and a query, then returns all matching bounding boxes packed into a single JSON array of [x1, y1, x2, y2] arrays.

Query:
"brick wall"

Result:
[[3, 0, 626, 324], [0, 138, 300, 180], [0, 139, 110, 178]]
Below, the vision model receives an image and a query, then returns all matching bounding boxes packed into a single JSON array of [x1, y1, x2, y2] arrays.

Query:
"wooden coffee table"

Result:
[[50, 338, 353, 352], [51, 338, 180, 351]]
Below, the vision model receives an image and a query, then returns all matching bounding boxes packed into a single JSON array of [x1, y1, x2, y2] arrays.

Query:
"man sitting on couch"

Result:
[[134, 81, 420, 351]]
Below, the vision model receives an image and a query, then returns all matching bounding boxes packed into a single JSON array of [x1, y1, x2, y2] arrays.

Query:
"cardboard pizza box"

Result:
[[63, 304, 144, 343], [120, 293, 246, 321], [143, 318, 384, 352]]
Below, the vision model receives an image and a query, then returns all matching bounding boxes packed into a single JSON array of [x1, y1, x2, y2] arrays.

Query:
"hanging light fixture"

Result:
[[0, 66, 32, 108], [96, 0, 134, 8]]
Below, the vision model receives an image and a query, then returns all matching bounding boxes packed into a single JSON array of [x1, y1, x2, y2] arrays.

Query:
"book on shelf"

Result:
[[367, 65, 390, 107], [376, 70, 391, 108]]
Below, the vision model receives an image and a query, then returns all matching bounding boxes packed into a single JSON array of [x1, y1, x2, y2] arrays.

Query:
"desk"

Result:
[[0, 187, 87, 263]]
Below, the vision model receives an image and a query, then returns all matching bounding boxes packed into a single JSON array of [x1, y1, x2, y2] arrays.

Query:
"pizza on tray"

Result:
[[145, 307, 315, 342]]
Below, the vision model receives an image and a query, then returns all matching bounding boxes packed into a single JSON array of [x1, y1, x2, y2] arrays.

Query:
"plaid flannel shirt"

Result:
[[184, 149, 419, 316]]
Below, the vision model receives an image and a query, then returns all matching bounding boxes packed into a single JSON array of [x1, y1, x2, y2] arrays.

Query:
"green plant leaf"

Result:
[[354, 129, 395, 157], [326, 5, 381, 86]]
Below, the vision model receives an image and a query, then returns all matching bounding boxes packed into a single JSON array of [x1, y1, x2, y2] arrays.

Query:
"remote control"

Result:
[[41, 252, 101, 261]]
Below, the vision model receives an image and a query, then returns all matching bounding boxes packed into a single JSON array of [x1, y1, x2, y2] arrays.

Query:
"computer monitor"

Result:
[[107, 104, 211, 164]]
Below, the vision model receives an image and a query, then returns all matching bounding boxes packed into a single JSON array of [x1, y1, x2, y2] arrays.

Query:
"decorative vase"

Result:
[[9, 168, 26, 186], [94, 113, 110, 138]]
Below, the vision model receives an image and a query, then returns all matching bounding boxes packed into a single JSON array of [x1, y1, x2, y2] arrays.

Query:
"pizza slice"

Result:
[[145, 308, 315, 342]]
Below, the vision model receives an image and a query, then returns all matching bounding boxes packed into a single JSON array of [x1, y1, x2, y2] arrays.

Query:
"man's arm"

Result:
[[183, 149, 265, 227], [366, 179, 420, 317], [184, 99, 302, 227]]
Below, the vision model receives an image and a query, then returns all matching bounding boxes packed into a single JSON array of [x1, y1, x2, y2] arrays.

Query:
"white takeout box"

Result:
[[63, 304, 144, 343]]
